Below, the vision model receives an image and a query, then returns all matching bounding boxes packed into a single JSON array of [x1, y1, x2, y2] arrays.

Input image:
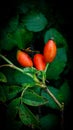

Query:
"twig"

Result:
[[21, 85, 29, 104], [45, 87, 63, 109], [60, 103, 64, 130], [42, 63, 49, 84], [0, 54, 13, 65]]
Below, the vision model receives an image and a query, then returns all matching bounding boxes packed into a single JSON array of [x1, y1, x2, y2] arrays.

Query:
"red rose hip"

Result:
[[33, 53, 46, 70], [17, 50, 33, 67], [43, 39, 57, 63]]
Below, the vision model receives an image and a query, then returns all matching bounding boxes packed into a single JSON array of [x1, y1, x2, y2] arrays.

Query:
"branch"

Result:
[[45, 87, 63, 109], [0, 54, 13, 65], [0, 53, 64, 110]]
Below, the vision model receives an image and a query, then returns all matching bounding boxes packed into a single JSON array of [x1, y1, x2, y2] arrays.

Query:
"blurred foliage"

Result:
[[40, 113, 59, 130]]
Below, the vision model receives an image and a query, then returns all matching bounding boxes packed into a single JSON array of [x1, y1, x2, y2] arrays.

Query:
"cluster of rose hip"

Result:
[[17, 39, 57, 71]]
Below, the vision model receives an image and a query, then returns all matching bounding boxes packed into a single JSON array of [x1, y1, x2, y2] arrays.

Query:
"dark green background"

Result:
[[0, 0, 73, 130]]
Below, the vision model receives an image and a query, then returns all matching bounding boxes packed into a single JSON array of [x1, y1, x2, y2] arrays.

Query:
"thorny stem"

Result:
[[0, 53, 64, 110]]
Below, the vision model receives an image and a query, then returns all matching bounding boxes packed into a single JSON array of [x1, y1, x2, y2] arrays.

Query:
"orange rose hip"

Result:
[[17, 50, 33, 67], [43, 39, 57, 63], [33, 53, 46, 70]]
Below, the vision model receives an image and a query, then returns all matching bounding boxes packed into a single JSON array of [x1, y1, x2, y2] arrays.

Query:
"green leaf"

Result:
[[20, 27, 33, 48], [17, 2, 29, 14], [22, 89, 47, 106], [58, 81, 71, 106], [0, 16, 19, 50], [6, 16, 19, 33], [23, 67, 38, 79], [13, 28, 23, 49], [41, 86, 60, 109], [2, 68, 17, 85], [0, 32, 17, 50], [13, 27, 33, 49], [23, 67, 37, 74], [2, 67, 35, 86], [24, 12, 48, 32], [44, 28, 68, 50], [14, 70, 35, 86], [0, 72, 7, 82], [0, 26, 33, 51], [0, 85, 6, 102], [40, 113, 58, 130], [7, 98, 20, 119], [7, 85, 22, 100], [46, 48, 67, 80], [19, 104, 39, 128]]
